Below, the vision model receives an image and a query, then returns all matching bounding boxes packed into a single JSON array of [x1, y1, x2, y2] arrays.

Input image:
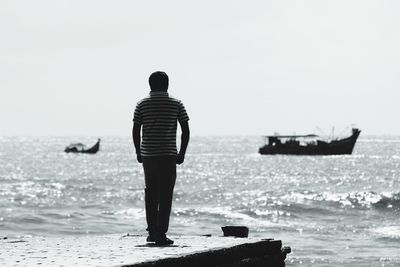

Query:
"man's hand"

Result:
[[132, 123, 142, 163], [176, 153, 185, 165], [177, 121, 189, 165], [137, 154, 143, 163]]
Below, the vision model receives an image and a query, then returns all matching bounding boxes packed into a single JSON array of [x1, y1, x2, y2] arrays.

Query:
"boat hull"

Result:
[[64, 140, 100, 154], [259, 129, 361, 155]]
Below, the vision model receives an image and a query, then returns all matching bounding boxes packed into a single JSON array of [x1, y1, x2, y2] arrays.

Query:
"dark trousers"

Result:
[[142, 156, 176, 237]]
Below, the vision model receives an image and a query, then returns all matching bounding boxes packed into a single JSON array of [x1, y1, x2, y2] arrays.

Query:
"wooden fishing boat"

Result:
[[64, 139, 101, 154], [259, 128, 361, 155]]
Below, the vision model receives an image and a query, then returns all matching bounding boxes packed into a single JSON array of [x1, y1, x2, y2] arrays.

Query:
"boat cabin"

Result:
[[265, 135, 318, 147]]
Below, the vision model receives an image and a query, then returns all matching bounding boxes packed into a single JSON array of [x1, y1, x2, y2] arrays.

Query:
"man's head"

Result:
[[149, 71, 169, 91]]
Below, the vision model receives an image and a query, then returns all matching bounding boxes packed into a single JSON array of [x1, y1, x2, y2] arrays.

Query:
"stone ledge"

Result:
[[126, 239, 287, 267], [0, 234, 290, 267]]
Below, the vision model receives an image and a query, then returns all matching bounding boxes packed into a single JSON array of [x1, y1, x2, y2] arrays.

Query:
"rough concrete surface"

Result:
[[0, 234, 281, 266]]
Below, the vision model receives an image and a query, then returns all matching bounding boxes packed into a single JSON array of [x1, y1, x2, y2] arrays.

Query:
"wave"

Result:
[[371, 226, 400, 240], [173, 206, 279, 228], [114, 208, 145, 219], [281, 191, 400, 211], [373, 192, 400, 210]]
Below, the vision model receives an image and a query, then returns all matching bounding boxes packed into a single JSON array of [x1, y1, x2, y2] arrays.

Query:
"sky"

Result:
[[1, 0, 399, 136]]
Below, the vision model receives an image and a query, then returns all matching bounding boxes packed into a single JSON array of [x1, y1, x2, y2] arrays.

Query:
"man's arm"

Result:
[[132, 122, 142, 163], [177, 121, 190, 165]]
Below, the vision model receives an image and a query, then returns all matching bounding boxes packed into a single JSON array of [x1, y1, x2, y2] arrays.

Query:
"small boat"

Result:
[[64, 139, 101, 154], [259, 128, 361, 155]]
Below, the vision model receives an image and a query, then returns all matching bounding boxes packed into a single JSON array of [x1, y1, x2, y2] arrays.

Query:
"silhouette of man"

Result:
[[132, 71, 190, 245]]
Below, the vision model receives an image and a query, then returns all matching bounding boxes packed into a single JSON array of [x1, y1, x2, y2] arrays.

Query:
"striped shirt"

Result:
[[133, 91, 189, 157]]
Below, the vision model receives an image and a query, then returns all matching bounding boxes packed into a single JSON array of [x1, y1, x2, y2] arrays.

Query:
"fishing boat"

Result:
[[259, 128, 361, 155], [64, 139, 101, 154]]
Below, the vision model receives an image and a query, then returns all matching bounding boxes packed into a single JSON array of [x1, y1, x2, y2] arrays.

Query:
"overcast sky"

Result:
[[1, 0, 399, 136]]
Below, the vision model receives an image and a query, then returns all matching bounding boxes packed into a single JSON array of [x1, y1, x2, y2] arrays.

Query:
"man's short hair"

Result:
[[149, 71, 169, 91]]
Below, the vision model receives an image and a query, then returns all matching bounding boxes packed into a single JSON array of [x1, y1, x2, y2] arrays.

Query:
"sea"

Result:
[[0, 135, 399, 266]]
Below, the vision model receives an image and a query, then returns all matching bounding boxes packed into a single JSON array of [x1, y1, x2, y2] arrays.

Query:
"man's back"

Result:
[[134, 91, 189, 157]]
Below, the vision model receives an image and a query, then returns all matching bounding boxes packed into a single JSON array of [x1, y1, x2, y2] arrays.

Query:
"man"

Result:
[[132, 71, 190, 245]]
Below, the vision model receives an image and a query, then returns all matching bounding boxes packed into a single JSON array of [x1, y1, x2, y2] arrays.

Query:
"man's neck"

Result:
[[150, 91, 168, 96]]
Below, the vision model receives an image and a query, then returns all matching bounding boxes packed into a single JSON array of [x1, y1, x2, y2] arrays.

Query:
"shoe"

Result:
[[146, 232, 156, 242], [146, 236, 155, 242], [155, 236, 174, 246]]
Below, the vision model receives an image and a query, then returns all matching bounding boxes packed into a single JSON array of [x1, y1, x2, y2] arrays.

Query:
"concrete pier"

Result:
[[0, 234, 290, 266]]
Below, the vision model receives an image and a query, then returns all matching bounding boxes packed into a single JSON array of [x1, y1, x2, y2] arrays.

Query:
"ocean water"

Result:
[[0, 135, 399, 266]]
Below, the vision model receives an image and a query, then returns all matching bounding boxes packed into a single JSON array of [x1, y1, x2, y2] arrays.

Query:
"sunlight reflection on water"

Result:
[[0, 136, 399, 266]]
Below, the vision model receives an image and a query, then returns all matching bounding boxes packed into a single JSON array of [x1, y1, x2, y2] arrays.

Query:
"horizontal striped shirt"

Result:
[[133, 91, 189, 157]]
